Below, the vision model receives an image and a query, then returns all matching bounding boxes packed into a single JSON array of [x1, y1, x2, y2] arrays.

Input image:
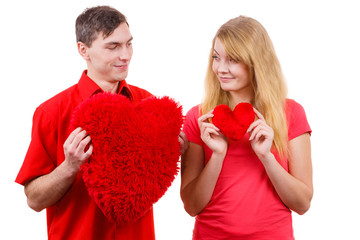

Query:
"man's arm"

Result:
[[178, 131, 189, 154], [24, 128, 93, 212]]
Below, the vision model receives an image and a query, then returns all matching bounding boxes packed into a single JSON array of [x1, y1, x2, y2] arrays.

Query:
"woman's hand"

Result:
[[198, 111, 228, 154], [247, 108, 274, 161]]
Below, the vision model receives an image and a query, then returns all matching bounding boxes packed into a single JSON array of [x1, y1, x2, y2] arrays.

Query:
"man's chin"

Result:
[[113, 73, 128, 81]]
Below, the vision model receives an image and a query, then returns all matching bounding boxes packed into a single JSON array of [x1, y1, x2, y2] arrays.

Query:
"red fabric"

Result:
[[183, 99, 311, 239], [70, 93, 183, 224], [212, 103, 255, 141], [15, 70, 155, 240]]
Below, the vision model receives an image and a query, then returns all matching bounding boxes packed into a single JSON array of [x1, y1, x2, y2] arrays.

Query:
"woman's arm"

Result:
[[180, 143, 226, 216], [180, 111, 227, 216], [258, 134, 312, 214], [248, 109, 313, 215]]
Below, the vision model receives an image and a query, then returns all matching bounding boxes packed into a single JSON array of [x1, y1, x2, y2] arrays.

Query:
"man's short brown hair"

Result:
[[75, 6, 128, 47]]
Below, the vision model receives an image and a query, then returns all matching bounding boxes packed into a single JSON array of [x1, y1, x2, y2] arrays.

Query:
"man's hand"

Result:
[[63, 127, 93, 173], [179, 131, 189, 154]]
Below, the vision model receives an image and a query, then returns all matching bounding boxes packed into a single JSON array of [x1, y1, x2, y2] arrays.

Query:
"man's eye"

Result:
[[108, 45, 117, 50]]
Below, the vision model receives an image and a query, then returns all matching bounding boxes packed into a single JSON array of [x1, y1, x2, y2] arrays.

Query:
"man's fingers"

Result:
[[64, 127, 82, 146]]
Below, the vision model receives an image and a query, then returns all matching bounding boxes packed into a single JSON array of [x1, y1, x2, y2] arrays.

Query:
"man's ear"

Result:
[[77, 42, 90, 60]]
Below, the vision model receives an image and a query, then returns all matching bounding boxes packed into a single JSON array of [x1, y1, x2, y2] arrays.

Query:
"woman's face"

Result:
[[212, 38, 252, 100]]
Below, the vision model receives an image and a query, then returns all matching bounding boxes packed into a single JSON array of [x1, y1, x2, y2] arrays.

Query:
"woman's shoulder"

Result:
[[185, 104, 201, 117], [183, 104, 201, 130], [285, 98, 311, 138], [285, 98, 306, 115], [286, 98, 301, 107]]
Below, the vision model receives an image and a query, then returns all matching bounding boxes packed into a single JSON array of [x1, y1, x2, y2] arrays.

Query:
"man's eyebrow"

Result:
[[105, 42, 120, 45], [104, 37, 133, 46]]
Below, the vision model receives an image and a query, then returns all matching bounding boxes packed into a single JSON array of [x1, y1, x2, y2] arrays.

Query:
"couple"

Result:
[[15, 5, 313, 240]]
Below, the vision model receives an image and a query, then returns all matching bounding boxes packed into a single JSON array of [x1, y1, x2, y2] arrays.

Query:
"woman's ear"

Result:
[[77, 42, 90, 60]]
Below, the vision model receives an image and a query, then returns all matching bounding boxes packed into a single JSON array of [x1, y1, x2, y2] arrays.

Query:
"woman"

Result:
[[180, 16, 313, 239]]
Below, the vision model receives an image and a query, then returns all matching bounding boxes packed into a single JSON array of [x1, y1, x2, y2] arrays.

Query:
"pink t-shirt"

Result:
[[183, 99, 311, 240]]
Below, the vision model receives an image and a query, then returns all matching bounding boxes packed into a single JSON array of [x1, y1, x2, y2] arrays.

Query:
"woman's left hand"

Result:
[[247, 108, 274, 161]]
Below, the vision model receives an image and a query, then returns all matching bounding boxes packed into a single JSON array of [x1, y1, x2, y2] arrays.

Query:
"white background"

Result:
[[1, 0, 359, 239]]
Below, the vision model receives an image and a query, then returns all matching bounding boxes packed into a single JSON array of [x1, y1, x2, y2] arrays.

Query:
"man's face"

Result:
[[83, 22, 133, 83]]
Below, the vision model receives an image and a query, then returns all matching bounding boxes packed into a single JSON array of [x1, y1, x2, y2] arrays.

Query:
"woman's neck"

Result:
[[228, 91, 254, 109]]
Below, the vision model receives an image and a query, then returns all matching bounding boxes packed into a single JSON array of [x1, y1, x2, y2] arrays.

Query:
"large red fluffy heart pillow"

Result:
[[212, 103, 255, 141], [70, 93, 183, 224]]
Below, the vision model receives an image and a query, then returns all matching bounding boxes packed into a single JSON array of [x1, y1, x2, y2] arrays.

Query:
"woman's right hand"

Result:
[[198, 111, 228, 154]]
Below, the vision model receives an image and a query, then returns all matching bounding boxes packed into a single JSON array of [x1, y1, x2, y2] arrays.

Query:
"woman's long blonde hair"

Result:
[[201, 16, 288, 156]]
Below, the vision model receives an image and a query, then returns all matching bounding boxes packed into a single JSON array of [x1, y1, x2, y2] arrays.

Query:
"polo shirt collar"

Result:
[[118, 78, 133, 101], [78, 70, 133, 101]]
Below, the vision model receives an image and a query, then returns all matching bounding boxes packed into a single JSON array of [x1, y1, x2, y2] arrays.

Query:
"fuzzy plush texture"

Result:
[[212, 103, 255, 141], [70, 92, 183, 224]]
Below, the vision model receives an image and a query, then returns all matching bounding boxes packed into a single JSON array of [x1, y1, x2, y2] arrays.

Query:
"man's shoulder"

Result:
[[128, 84, 153, 100], [37, 83, 78, 113], [128, 84, 151, 94]]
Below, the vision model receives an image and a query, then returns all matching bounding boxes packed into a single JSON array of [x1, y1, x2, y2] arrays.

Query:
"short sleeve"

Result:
[[286, 99, 312, 140], [15, 105, 57, 185], [183, 105, 203, 146]]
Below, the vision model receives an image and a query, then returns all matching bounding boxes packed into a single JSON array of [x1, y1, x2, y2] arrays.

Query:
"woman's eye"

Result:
[[229, 58, 238, 63], [212, 55, 220, 60]]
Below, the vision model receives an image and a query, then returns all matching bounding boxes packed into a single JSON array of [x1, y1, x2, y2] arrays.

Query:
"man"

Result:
[[15, 6, 187, 239]]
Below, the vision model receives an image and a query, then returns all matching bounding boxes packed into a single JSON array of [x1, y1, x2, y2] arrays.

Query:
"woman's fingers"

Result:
[[198, 111, 214, 124], [248, 119, 273, 141], [200, 122, 219, 132], [253, 107, 265, 120]]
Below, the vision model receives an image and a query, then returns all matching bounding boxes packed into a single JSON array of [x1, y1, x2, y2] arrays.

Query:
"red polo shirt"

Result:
[[15, 71, 155, 240]]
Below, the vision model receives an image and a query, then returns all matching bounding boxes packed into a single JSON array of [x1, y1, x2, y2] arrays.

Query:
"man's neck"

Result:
[[86, 71, 121, 93]]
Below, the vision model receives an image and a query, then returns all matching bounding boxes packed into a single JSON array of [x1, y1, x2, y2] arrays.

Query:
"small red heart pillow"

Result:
[[212, 103, 255, 141], [70, 93, 183, 224]]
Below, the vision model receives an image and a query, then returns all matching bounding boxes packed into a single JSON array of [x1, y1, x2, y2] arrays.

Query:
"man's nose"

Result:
[[118, 46, 132, 60]]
